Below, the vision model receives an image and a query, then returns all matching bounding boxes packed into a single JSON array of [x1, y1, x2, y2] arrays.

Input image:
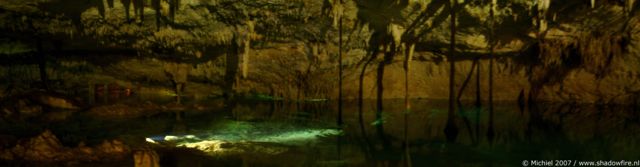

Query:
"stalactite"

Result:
[[242, 39, 250, 78], [338, 15, 344, 126], [404, 42, 415, 108], [330, 1, 343, 28], [537, 0, 550, 32], [591, 0, 595, 8], [388, 23, 404, 47], [241, 20, 255, 79]]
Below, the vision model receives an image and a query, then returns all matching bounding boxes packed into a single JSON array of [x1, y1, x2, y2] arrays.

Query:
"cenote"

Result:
[[2, 97, 639, 166], [1, 0, 640, 166]]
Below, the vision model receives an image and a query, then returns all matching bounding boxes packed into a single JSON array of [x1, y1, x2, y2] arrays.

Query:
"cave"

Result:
[[1, 0, 639, 166]]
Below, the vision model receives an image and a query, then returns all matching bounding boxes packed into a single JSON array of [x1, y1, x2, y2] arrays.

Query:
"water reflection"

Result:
[[4, 98, 638, 166], [332, 100, 638, 165]]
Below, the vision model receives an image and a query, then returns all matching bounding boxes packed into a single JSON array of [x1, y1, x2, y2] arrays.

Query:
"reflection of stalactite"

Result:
[[153, 0, 161, 30], [107, 0, 115, 8], [121, 0, 131, 20], [578, 34, 625, 78], [224, 43, 240, 98], [169, 0, 180, 20], [537, 34, 625, 79], [97, 0, 106, 18], [133, 0, 144, 23], [133, 0, 140, 17]]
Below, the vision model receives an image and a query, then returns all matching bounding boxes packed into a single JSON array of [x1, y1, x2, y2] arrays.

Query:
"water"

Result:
[[1, 97, 639, 166]]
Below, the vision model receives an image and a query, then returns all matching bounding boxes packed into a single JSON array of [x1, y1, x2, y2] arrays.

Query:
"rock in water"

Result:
[[133, 149, 160, 167], [11, 130, 69, 161]]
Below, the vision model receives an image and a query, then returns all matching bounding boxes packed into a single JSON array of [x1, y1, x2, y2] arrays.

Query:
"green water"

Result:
[[1, 98, 639, 166]]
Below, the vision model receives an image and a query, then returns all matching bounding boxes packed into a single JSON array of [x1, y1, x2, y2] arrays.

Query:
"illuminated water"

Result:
[[1, 98, 639, 166]]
